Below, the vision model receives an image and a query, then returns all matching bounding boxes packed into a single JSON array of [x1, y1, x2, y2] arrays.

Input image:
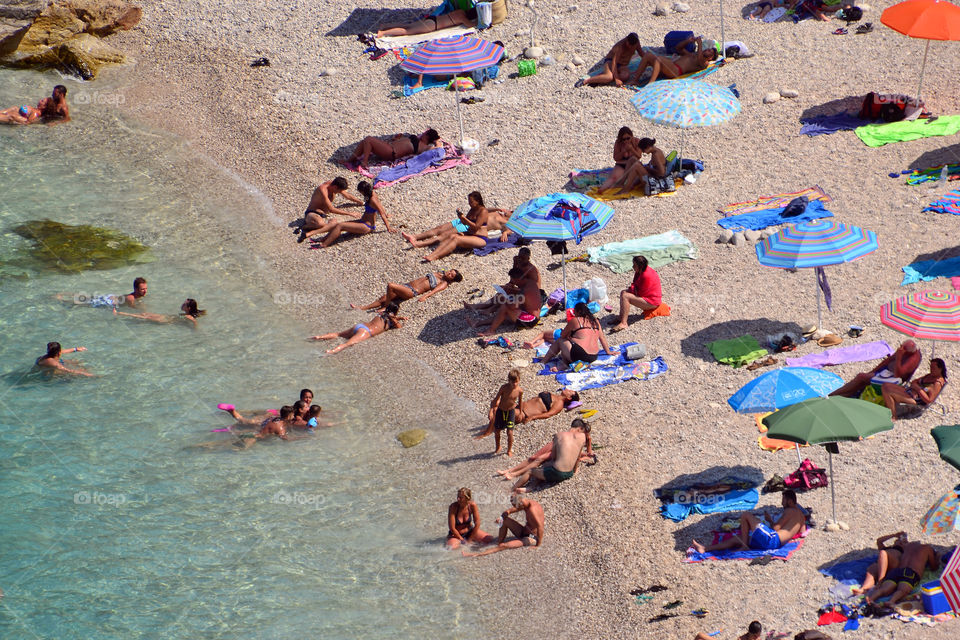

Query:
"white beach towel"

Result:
[[374, 26, 477, 51]]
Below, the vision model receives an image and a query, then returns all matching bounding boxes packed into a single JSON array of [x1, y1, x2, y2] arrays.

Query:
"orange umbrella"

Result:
[[881, 0, 960, 99]]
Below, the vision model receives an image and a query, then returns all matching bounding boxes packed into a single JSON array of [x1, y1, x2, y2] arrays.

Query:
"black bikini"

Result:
[[538, 391, 553, 411], [569, 320, 599, 363]]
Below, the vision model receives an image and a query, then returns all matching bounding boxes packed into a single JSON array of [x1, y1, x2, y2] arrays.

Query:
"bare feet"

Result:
[[610, 323, 627, 333], [691, 540, 706, 553], [401, 232, 415, 244], [496, 470, 514, 479], [514, 487, 528, 494], [478, 329, 495, 337]]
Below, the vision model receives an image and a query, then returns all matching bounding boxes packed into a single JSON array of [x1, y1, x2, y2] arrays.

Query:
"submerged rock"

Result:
[[11, 219, 149, 272], [0, 0, 141, 78], [397, 428, 427, 448]]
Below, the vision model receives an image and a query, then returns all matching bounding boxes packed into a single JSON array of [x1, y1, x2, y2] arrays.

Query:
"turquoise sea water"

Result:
[[0, 70, 477, 639]]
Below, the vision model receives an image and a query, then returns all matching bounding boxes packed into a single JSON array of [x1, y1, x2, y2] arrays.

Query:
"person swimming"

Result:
[[34, 341, 94, 377], [113, 299, 205, 326]]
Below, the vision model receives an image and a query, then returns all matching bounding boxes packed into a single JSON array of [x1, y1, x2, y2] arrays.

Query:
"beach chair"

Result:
[[895, 379, 949, 419]]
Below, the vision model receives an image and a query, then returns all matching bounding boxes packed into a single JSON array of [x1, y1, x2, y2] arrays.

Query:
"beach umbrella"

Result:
[[756, 220, 879, 328], [763, 397, 894, 523], [921, 486, 960, 535], [729, 366, 844, 464], [933, 424, 960, 470], [880, 290, 960, 355], [881, 0, 960, 99], [942, 543, 960, 614], [628, 79, 740, 169], [505, 193, 615, 298], [399, 35, 504, 146]]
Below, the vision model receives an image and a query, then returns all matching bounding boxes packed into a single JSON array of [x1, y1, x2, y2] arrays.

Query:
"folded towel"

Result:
[[707, 335, 768, 368], [785, 340, 892, 368], [855, 115, 960, 147], [660, 487, 760, 522], [642, 303, 671, 319], [718, 199, 834, 232]]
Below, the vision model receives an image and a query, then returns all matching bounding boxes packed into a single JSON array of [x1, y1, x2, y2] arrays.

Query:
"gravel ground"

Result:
[[105, 1, 960, 637]]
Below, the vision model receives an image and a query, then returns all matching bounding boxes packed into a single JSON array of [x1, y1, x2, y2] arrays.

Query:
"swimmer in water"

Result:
[[34, 341, 94, 377], [0, 85, 69, 125], [58, 277, 148, 309], [113, 299, 205, 326], [310, 302, 405, 354]]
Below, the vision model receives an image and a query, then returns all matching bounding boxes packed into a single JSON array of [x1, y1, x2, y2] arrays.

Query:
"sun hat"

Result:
[[801, 324, 818, 337], [817, 334, 843, 347]]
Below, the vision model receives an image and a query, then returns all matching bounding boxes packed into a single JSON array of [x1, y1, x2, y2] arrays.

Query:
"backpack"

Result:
[[784, 458, 829, 490], [859, 92, 925, 121]]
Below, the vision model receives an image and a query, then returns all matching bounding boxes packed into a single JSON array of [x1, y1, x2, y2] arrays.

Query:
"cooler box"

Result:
[[920, 580, 951, 615]]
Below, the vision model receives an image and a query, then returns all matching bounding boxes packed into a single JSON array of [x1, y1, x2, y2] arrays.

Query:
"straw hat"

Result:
[[817, 334, 843, 347], [801, 324, 818, 337]]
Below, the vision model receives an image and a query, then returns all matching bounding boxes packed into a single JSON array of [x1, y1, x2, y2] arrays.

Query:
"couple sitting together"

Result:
[[578, 32, 716, 88], [597, 128, 674, 196], [402, 191, 512, 262], [829, 340, 946, 420]]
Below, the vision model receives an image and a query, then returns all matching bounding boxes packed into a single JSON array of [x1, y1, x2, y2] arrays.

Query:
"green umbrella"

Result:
[[932, 424, 960, 472], [763, 397, 894, 523]]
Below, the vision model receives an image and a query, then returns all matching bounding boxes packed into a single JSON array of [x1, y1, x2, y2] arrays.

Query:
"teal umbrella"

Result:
[[763, 397, 894, 522], [932, 424, 960, 471]]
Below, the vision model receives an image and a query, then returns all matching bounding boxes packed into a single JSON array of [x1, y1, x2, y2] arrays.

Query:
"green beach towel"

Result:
[[855, 115, 960, 147], [707, 335, 768, 368], [586, 230, 698, 273]]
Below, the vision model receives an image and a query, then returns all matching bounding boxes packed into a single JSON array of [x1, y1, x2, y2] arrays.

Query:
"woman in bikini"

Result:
[[445, 487, 494, 550], [349, 129, 441, 168], [540, 302, 612, 371], [881, 358, 946, 421], [350, 270, 463, 310], [308, 181, 395, 248], [376, 8, 479, 38], [597, 127, 643, 193], [310, 302, 406, 355], [113, 299, 206, 327], [610, 137, 668, 195], [515, 389, 581, 424]]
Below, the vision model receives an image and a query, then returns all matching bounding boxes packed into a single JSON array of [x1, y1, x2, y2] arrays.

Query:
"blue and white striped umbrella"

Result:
[[728, 367, 844, 414], [629, 79, 741, 129], [506, 193, 614, 243]]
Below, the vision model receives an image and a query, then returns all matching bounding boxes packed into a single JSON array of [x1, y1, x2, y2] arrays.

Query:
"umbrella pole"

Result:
[[454, 77, 465, 147], [795, 442, 802, 466], [719, 0, 725, 58], [917, 40, 930, 101], [562, 242, 568, 308], [814, 269, 822, 329], [828, 448, 837, 524]]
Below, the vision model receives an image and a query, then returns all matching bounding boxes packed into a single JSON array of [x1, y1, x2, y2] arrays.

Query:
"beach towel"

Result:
[[721, 186, 832, 216], [643, 303, 671, 319], [473, 232, 521, 256], [587, 55, 723, 88], [906, 163, 960, 185], [374, 26, 477, 52], [755, 413, 810, 452], [717, 199, 834, 232], [401, 74, 449, 97], [660, 487, 760, 522], [343, 141, 471, 188], [684, 534, 805, 563], [707, 335, 768, 368], [554, 356, 668, 391], [785, 340, 892, 368], [923, 189, 960, 217], [820, 554, 876, 584], [585, 231, 698, 273], [855, 115, 960, 147], [374, 147, 446, 183], [799, 113, 873, 137], [902, 255, 960, 285], [534, 342, 638, 373]]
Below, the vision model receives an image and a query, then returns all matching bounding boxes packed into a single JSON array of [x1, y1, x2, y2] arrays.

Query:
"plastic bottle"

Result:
[[941, 166, 949, 184]]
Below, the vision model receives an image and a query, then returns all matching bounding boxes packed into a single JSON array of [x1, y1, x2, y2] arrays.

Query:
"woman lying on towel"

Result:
[[541, 302, 612, 371], [349, 129, 441, 168], [375, 8, 478, 38], [881, 358, 946, 421], [310, 302, 406, 354], [633, 35, 716, 84]]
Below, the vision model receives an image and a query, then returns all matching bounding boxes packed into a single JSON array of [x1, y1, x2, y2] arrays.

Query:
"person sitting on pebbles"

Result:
[[301, 181, 396, 247], [461, 494, 544, 557], [578, 33, 643, 88], [611, 255, 662, 332], [506, 418, 594, 493], [446, 487, 495, 550], [296, 177, 363, 243], [691, 490, 805, 554]]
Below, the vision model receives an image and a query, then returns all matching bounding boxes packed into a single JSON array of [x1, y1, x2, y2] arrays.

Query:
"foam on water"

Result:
[[0, 69, 478, 639]]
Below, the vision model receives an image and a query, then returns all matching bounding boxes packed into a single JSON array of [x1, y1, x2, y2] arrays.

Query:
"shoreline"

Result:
[[97, 2, 960, 638]]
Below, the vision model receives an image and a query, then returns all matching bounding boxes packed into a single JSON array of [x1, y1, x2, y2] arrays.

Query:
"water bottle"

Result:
[[941, 166, 949, 184]]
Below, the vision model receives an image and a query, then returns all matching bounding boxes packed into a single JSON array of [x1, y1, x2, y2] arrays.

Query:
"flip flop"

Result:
[[664, 600, 684, 610], [855, 22, 873, 34], [832, 27, 848, 35], [564, 400, 583, 410], [579, 409, 598, 419], [217, 403, 235, 412]]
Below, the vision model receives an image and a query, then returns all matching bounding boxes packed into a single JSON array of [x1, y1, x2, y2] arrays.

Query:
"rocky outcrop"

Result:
[[0, 0, 141, 78]]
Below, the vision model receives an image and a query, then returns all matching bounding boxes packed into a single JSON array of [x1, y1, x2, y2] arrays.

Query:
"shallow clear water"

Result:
[[0, 70, 476, 639]]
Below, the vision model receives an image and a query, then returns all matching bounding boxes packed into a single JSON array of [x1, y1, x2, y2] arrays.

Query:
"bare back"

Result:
[[551, 429, 587, 472], [901, 542, 937, 574], [773, 506, 806, 542]]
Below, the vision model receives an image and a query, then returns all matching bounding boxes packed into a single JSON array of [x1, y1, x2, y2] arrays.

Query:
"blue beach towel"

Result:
[[901, 255, 960, 285], [685, 538, 804, 563], [820, 554, 877, 585], [374, 147, 446, 184], [922, 189, 960, 216], [717, 199, 834, 232], [534, 342, 639, 374], [553, 356, 668, 391], [473, 233, 521, 256], [660, 487, 760, 522], [402, 74, 449, 96], [799, 113, 872, 137]]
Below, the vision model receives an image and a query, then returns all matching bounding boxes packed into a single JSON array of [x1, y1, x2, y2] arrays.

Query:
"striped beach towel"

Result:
[[922, 189, 960, 216], [720, 186, 832, 216]]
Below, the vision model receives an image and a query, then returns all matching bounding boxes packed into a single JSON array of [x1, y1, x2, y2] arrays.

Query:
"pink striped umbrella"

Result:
[[880, 290, 960, 342], [942, 544, 960, 614]]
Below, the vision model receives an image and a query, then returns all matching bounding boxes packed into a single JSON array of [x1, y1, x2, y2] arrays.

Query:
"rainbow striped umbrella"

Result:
[[399, 36, 503, 146], [629, 79, 740, 169], [756, 220, 878, 326], [880, 290, 960, 342]]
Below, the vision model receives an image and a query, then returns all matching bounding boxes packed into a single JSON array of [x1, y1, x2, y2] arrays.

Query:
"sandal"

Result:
[[832, 27, 848, 35], [856, 22, 873, 34]]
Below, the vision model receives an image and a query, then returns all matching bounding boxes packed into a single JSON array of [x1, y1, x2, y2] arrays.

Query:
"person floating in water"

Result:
[[0, 85, 70, 125], [113, 298, 205, 326], [34, 341, 93, 377], [310, 302, 405, 354], [58, 277, 148, 309]]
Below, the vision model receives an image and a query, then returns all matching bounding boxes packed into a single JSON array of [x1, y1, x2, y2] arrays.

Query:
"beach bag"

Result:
[[475, 1, 493, 29], [784, 459, 828, 490], [582, 277, 608, 304], [518, 59, 536, 77], [859, 92, 925, 122], [782, 195, 808, 217], [490, 0, 508, 24], [664, 30, 695, 53], [471, 63, 499, 87]]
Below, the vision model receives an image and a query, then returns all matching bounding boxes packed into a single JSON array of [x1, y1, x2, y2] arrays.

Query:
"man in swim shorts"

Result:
[[296, 177, 363, 242], [580, 33, 643, 87], [461, 494, 544, 557], [631, 35, 717, 84], [0, 85, 69, 125], [691, 490, 806, 554], [59, 276, 148, 309], [864, 539, 938, 606], [475, 369, 523, 456], [510, 419, 593, 493]]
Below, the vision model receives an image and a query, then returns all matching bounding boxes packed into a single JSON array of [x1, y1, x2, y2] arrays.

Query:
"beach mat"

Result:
[[659, 487, 760, 522], [902, 255, 960, 285], [400, 74, 449, 97], [922, 188, 960, 216], [553, 356, 668, 391], [785, 340, 892, 368], [906, 163, 960, 185], [342, 141, 470, 188], [720, 186, 832, 216], [707, 335, 767, 368], [586, 230, 698, 273], [855, 115, 960, 147], [374, 26, 477, 51], [684, 535, 805, 563], [717, 199, 834, 232]]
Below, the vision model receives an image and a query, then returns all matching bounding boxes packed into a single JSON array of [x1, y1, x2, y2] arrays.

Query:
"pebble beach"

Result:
[[91, 0, 960, 637]]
